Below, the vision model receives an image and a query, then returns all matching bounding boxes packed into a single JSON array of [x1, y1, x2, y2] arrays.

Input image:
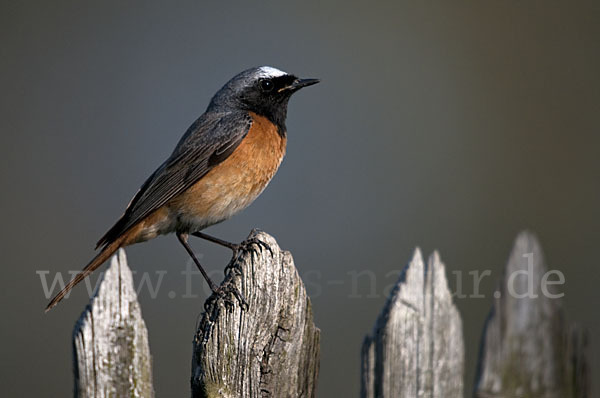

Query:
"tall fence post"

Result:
[[474, 231, 590, 398], [361, 248, 464, 398], [191, 230, 321, 398]]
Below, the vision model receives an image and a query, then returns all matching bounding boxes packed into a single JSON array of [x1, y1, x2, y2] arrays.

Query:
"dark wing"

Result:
[[96, 111, 252, 249]]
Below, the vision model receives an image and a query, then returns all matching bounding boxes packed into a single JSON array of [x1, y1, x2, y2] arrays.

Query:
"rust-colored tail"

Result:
[[45, 236, 126, 312]]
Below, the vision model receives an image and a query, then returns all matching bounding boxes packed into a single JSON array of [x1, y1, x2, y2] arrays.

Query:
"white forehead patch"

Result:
[[258, 66, 288, 78]]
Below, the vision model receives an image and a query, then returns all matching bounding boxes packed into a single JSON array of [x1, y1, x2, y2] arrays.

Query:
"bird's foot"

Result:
[[227, 235, 274, 264], [204, 279, 249, 316]]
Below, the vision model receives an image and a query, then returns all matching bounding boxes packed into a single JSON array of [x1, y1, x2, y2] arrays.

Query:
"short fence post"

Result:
[[361, 248, 464, 398], [72, 249, 154, 398]]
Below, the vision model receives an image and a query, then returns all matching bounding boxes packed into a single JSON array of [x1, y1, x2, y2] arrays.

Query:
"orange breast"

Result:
[[168, 112, 287, 231]]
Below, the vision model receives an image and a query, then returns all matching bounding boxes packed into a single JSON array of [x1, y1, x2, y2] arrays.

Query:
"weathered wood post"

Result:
[[71, 231, 319, 398], [361, 248, 464, 398], [71, 240, 468, 398], [191, 230, 321, 398], [72, 249, 154, 398], [69, 229, 589, 397], [474, 231, 590, 398]]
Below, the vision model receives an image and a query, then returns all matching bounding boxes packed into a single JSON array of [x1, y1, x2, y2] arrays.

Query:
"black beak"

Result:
[[281, 78, 320, 92], [292, 78, 320, 89]]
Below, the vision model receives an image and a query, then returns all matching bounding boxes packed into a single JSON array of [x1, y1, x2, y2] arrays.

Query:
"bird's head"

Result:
[[208, 66, 319, 133]]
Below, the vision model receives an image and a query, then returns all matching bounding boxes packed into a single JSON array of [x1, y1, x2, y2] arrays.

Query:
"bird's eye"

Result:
[[260, 79, 274, 92]]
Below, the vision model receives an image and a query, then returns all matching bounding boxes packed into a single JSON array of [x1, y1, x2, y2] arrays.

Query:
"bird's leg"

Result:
[[190, 231, 243, 273], [177, 232, 248, 311], [192, 231, 240, 253], [177, 232, 219, 292], [192, 230, 273, 267]]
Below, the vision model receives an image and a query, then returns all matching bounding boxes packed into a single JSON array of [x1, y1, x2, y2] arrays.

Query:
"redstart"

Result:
[[46, 66, 319, 311]]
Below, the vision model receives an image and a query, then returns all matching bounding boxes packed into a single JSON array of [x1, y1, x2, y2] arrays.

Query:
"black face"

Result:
[[238, 74, 299, 129], [208, 67, 319, 135]]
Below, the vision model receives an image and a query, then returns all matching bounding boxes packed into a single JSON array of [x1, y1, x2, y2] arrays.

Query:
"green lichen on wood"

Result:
[[201, 382, 233, 398]]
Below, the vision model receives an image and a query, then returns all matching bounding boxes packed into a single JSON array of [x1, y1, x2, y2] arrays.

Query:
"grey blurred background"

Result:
[[1, 1, 598, 396]]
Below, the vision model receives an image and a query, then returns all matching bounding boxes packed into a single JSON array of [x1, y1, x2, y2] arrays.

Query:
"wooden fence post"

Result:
[[191, 230, 320, 398], [69, 230, 590, 397], [474, 231, 590, 398], [361, 248, 464, 398], [72, 249, 154, 398]]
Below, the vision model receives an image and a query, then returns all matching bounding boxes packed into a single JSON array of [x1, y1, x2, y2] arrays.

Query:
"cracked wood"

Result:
[[361, 249, 464, 398], [191, 230, 320, 398]]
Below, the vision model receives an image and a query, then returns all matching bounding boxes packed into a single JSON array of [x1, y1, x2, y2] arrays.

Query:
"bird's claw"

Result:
[[241, 236, 274, 259], [204, 280, 249, 317], [204, 234, 271, 318], [224, 236, 274, 274]]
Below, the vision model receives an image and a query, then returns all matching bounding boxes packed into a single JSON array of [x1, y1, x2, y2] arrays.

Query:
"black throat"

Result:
[[256, 103, 288, 138]]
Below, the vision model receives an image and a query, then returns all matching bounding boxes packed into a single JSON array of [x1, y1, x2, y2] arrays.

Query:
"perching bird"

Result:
[[46, 66, 319, 311]]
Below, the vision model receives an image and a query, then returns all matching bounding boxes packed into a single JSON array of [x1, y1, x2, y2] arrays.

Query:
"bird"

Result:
[[46, 66, 319, 312]]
